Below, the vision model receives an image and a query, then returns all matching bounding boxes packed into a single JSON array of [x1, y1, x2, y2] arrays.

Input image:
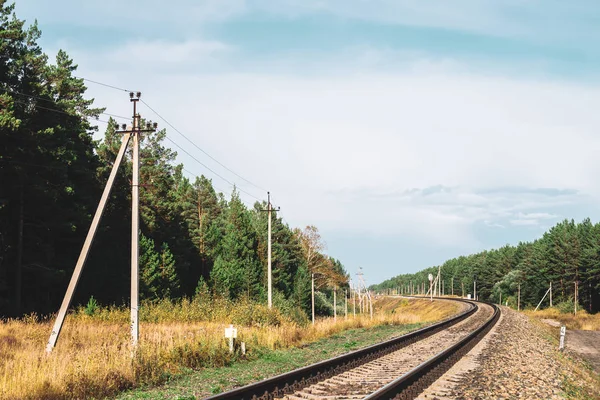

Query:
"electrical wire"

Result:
[[181, 167, 256, 208], [12, 99, 112, 126], [13, 99, 75, 117], [140, 99, 267, 193], [164, 135, 261, 202], [74, 76, 134, 93], [2, 87, 130, 120], [49, 75, 268, 204]]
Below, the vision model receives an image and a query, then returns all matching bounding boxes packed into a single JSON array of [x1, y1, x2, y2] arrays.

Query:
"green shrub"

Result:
[[557, 299, 581, 314], [85, 296, 98, 316]]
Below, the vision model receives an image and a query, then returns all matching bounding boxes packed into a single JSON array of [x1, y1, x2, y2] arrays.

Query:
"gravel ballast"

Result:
[[420, 306, 599, 399]]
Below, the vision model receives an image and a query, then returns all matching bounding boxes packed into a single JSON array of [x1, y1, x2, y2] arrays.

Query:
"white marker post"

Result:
[[225, 324, 237, 354], [559, 326, 566, 351]]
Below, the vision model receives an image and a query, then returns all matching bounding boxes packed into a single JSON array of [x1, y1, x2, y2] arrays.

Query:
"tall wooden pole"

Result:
[[267, 193, 272, 308], [550, 281, 553, 308], [345, 289, 348, 319], [333, 286, 337, 322], [353, 286, 356, 317], [130, 100, 140, 349], [575, 281, 578, 315], [46, 133, 132, 353], [518, 283, 521, 311], [311, 273, 315, 325], [261, 192, 279, 308]]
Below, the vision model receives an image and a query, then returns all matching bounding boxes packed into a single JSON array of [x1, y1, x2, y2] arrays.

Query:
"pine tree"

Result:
[[210, 190, 261, 299], [139, 234, 180, 299]]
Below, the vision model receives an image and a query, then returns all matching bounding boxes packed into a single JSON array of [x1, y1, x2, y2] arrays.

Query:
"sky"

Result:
[[14, 0, 600, 286]]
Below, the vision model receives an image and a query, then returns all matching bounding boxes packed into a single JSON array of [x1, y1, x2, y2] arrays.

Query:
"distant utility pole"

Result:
[[312, 273, 315, 325], [357, 269, 364, 313], [260, 192, 280, 308], [345, 289, 348, 319], [46, 92, 157, 353], [574, 281, 579, 315], [333, 286, 337, 322], [517, 283, 521, 311], [356, 268, 372, 318]]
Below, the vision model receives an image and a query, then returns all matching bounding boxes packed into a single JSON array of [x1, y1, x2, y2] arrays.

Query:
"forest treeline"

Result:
[[0, 2, 348, 318], [372, 218, 600, 313]]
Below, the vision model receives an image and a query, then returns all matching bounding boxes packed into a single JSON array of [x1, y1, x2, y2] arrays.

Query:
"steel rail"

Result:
[[364, 301, 500, 400], [203, 298, 476, 400]]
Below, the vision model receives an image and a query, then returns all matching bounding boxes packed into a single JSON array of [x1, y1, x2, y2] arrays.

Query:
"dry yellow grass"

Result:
[[0, 296, 458, 400], [524, 307, 600, 331]]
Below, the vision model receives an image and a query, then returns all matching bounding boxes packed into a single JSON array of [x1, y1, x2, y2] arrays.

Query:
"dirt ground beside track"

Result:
[[566, 329, 600, 373]]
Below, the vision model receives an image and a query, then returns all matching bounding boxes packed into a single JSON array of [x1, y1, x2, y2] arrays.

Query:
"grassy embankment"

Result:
[[524, 307, 600, 330], [521, 309, 600, 399], [0, 296, 458, 400]]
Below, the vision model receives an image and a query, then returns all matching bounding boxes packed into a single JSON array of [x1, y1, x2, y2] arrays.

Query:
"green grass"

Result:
[[115, 322, 424, 399]]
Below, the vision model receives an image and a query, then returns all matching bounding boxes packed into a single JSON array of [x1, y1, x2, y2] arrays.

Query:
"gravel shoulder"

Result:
[[420, 306, 600, 399]]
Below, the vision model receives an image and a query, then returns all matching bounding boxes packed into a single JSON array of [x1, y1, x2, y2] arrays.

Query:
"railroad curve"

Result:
[[204, 298, 499, 400]]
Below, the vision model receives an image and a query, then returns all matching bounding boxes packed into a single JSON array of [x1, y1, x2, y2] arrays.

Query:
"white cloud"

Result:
[[111, 39, 231, 66], [60, 39, 600, 248]]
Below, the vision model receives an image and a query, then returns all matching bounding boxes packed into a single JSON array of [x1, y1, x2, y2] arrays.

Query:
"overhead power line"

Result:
[[140, 99, 267, 193], [181, 167, 255, 208], [3, 88, 130, 120], [74, 76, 134, 93], [64, 76, 268, 201], [164, 135, 261, 202], [11, 99, 113, 125]]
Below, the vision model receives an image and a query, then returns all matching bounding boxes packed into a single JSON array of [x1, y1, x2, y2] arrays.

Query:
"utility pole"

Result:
[[311, 273, 315, 325], [575, 281, 578, 315], [129, 94, 141, 349], [117, 93, 157, 348], [357, 269, 364, 313], [357, 268, 372, 318], [260, 192, 280, 308], [333, 286, 337, 322], [437, 266, 441, 296], [518, 283, 521, 311], [549, 281, 553, 308], [46, 92, 156, 353], [451, 277, 454, 296], [345, 289, 348, 319], [353, 285, 356, 316]]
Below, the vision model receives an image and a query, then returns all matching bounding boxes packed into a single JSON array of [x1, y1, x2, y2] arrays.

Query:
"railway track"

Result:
[[204, 298, 499, 400]]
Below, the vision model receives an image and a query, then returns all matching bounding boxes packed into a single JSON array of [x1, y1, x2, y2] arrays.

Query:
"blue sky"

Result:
[[15, 1, 600, 285]]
